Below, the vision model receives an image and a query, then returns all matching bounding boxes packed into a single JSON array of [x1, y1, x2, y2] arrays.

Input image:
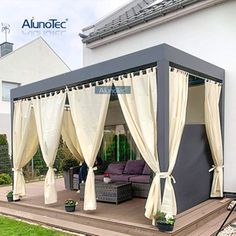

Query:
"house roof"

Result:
[[81, 0, 202, 44]]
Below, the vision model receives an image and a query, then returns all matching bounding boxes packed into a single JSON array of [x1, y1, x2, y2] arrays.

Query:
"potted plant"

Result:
[[6, 190, 13, 202], [64, 199, 78, 212], [103, 172, 111, 184], [154, 211, 175, 232], [62, 157, 80, 190]]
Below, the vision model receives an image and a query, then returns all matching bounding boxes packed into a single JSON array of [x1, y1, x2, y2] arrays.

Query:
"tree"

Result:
[[0, 134, 11, 175]]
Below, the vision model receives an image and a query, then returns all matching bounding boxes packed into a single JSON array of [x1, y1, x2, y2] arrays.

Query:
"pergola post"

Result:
[[157, 59, 170, 173]]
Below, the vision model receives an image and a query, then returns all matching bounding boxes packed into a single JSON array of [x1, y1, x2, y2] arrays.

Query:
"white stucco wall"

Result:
[[0, 37, 70, 144], [83, 0, 236, 192], [105, 100, 126, 126], [186, 85, 205, 125]]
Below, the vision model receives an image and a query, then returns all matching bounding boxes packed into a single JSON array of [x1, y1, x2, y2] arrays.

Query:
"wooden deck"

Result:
[[0, 178, 235, 236]]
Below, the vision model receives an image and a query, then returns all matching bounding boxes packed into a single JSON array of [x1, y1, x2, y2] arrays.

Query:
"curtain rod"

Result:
[[188, 72, 206, 81], [170, 67, 222, 84], [14, 65, 158, 101], [189, 72, 222, 84], [15, 66, 222, 102]]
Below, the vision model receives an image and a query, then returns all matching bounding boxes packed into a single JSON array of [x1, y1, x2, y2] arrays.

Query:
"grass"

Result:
[[0, 215, 72, 236]]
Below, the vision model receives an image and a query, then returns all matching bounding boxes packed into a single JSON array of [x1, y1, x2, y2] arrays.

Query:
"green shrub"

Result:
[[0, 173, 12, 185], [0, 134, 8, 145], [101, 134, 136, 163], [6, 190, 13, 197], [23, 137, 76, 179], [0, 134, 11, 175], [61, 157, 79, 171]]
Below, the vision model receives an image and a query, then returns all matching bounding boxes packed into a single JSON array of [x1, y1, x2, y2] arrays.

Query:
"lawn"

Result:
[[0, 215, 72, 236]]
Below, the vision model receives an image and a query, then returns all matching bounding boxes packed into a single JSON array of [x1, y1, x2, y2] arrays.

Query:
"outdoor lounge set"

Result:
[[78, 160, 151, 202], [95, 160, 151, 198]]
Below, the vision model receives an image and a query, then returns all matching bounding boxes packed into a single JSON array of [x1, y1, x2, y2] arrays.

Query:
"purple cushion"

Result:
[[129, 175, 151, 184], [123, 160, 145, 175], [110, 174, 136, 182], [106, 162, 126, 175], [142, 164, 151, 175]]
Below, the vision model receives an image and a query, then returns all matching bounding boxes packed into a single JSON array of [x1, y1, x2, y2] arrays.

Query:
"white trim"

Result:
[[86, 0, 228, 49]]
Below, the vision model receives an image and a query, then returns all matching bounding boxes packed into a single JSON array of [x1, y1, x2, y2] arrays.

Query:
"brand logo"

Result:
[[95, 86, 131, 94], [22, 17, 68, 29]]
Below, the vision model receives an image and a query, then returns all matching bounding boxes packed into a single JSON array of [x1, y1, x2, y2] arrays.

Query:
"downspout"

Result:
[[10, 93, 14, 191]]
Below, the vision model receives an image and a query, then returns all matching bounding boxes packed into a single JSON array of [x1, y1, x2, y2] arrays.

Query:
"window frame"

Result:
[[2, 81, 21, 102]]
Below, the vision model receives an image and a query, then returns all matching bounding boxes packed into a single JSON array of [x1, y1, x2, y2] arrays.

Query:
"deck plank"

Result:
[[0, 206, 130, 236], [174, 199, 230, 232], [0, 178, 234, 236], [187, 211, 236, 236]]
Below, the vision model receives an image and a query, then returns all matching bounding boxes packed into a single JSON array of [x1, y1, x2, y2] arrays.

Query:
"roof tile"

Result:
[[82, 0, 202, 44]]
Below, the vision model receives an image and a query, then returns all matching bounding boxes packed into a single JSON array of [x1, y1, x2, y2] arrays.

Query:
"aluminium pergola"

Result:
[[11, 43, 225, 213]]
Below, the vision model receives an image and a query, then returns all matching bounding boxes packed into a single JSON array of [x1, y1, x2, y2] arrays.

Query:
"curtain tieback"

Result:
[[47, 166, 57, 171], [12, 168, 23, 174], [88, 166, 97, 172], [156, 172, 176, 184], [209, 165, 224, 173]]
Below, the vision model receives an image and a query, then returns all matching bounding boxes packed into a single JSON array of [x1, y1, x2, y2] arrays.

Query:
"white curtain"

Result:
[[13, 100, 38, 200], [32, 92, 66, 204], [68, 81, 112, 210], [61, 110, 84, 162], [205, 80, 223, 197], [114, 68, 161, 221], [161, 69, 189, 215]]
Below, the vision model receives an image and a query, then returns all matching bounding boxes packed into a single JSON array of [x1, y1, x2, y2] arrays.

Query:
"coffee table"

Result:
[[80, 181, 132, 204]]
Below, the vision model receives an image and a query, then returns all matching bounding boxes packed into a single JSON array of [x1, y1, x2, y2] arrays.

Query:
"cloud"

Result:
[[0, 0, 131, 70]]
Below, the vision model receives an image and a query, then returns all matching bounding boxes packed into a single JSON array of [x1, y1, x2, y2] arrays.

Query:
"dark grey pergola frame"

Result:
[[11, 44, 225, 212], [11, 43, 225, 173]]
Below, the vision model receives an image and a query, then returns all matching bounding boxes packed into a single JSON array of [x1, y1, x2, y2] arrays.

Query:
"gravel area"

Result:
[[218, 222, 236, 236]]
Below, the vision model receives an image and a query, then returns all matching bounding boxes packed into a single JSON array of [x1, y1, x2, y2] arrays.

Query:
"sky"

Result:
[[0, 0, 131, 70]]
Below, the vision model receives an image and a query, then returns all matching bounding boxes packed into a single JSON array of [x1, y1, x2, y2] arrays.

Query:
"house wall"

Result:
[[106, 86, 205, 125], [83, 0, 236, 192], [105, 100, 125, 126], [0, 37, 70, 144], [186, 85, 205, 124]]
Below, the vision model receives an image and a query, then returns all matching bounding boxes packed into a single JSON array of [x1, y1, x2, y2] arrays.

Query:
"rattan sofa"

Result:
[[95, 160, 151, 198]]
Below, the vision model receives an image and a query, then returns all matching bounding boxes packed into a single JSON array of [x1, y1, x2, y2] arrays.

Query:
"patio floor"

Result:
[[0, 178, 150, 225], [0, 178, 235, 235]]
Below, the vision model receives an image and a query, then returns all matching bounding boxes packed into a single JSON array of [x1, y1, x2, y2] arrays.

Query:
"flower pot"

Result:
[[65, 205, 76, 212], [7, 196, 13, 202], [156, 222, 174, 232], [103, 177, 111, 184]]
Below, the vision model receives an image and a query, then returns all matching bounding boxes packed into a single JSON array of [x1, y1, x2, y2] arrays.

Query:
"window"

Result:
[[99, 124, 142, 164], [2, 81, 20, 101]]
